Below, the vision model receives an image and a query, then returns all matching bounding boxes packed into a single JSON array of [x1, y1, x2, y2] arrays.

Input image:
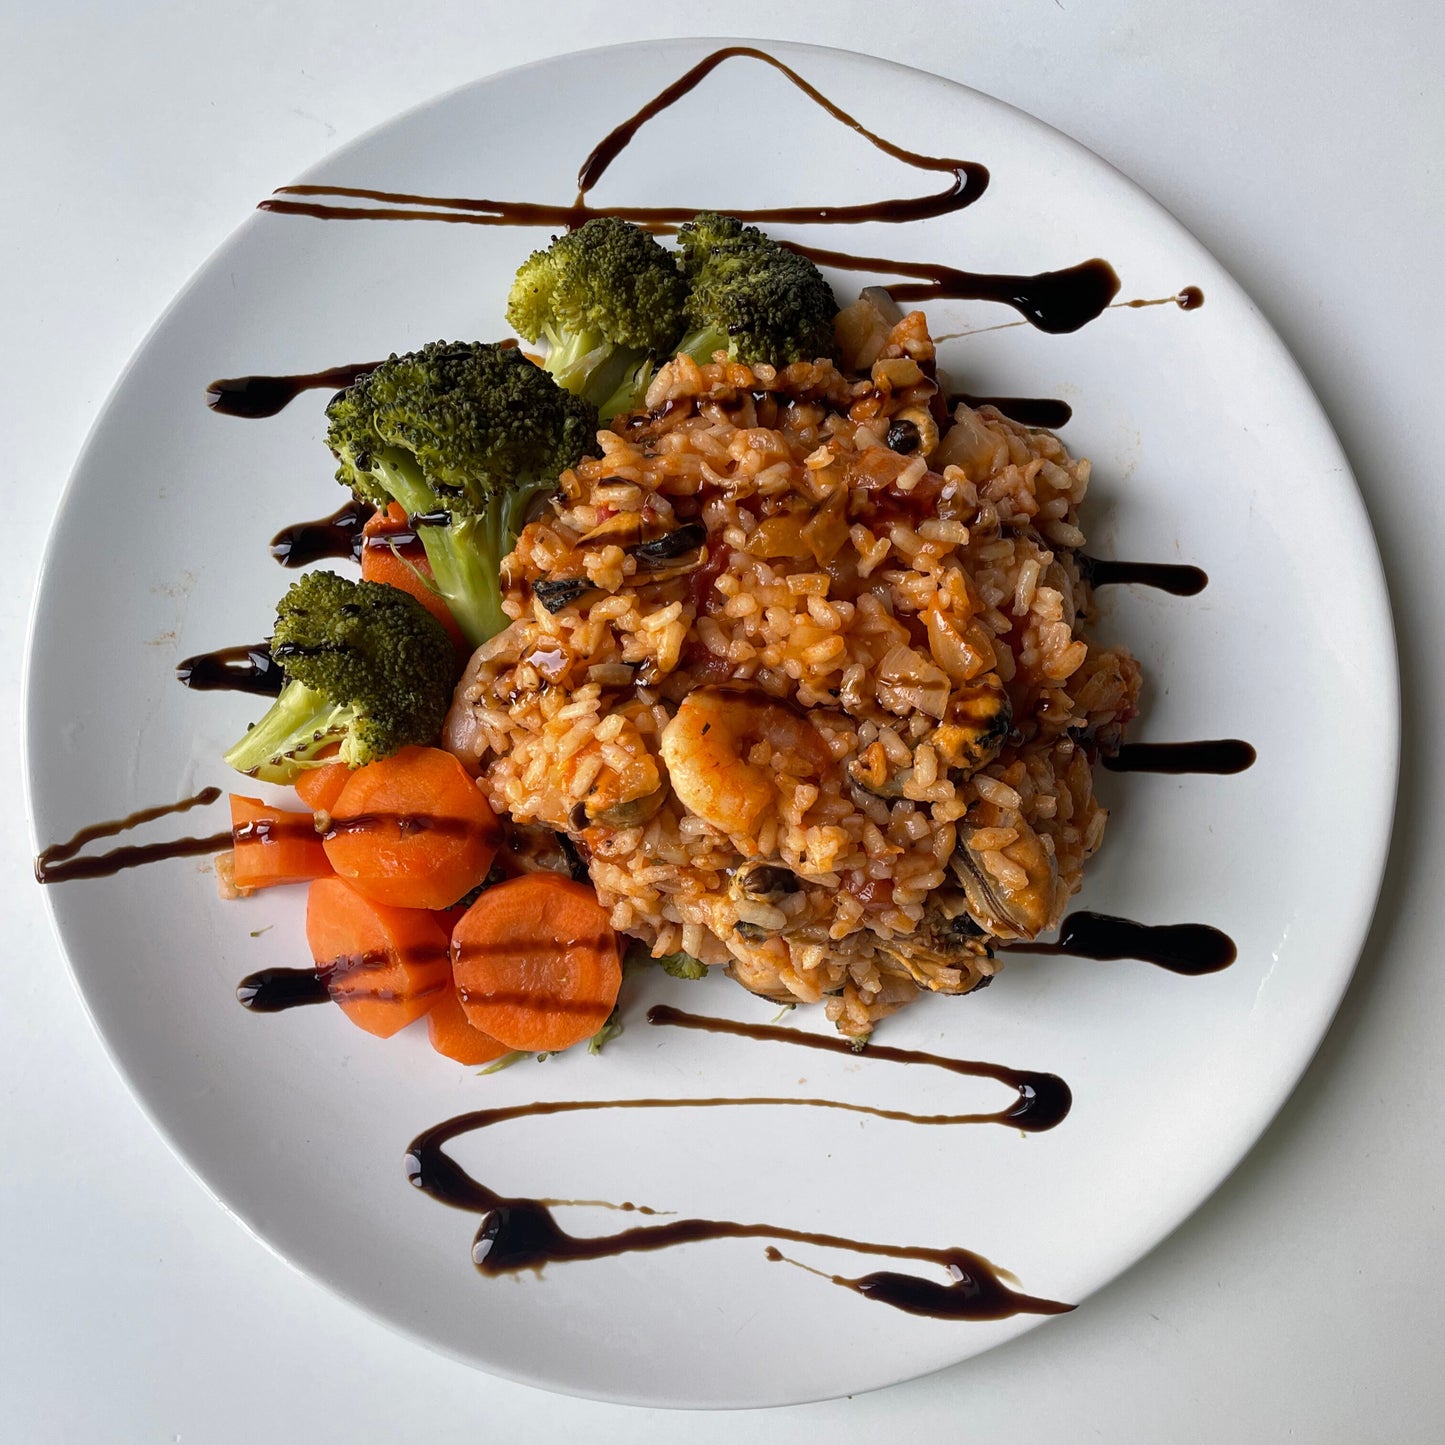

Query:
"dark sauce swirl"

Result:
[[238, 939, 452, 1014], [405, 1094, 1072, 1321], [951, 392, 1073, 429], [791, 241, 1119, 334], [1082, 557, 1208, 596], [575, 45, 989, 222], [265, 46, 986, 231], [268, 499, 371, 566], [255, 45, 1118, 335], [236, 967, 332, 1011], [647, 1004, 1070, 1131], [34, 830, 235, 884], [762, 1243, 1069, 1321]]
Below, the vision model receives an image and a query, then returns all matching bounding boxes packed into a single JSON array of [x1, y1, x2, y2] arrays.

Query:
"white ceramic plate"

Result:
[[25, 39, 1397, 1408]]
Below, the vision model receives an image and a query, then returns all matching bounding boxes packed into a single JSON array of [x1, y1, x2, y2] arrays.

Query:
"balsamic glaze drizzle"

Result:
[[1103, 740, 1257, 775], [35, 786, 221, 869], [404, 1094, 1072, 1321], [269, 499, 371, 566], [792, 241, 1120, 334], [255, 45, 1122, 335], [762, 1244, 1068, 1321], [1082, 557, 1209, 596], [34, 830, 235, 884], [1011, 911, 1237, 975], [34, 788, 225, 883], [206, 363, 382, 419], [265, 46, 986, 230], [236, 968, 332, 1011], [646, 1004, 1070, 1131], [175, 642, 284, 696], [952, 393, 1074, 429]]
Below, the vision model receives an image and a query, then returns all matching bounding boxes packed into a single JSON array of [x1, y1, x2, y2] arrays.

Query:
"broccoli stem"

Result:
[[367, 451, 554, 648], [597, 357, 656, 421], [424, 513, 510, 647], [542, 326, 612, 396], [371, 452, 436, 519], [222, 679, 353, 783], [367, 454, 514, 647], [677, 326, 732, 368]]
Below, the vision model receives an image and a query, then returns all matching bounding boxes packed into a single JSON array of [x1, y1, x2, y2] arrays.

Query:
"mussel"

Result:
[[950, 823, 1058, 941]]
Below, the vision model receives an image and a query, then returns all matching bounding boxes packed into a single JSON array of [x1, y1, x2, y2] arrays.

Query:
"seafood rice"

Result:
[[444, 298, 1140, 1037]]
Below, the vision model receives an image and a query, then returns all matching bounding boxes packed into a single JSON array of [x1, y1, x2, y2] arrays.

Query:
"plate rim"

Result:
[[23, 34, 1402, 1409]]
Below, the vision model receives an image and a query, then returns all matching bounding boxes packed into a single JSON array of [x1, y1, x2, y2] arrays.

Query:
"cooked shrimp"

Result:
[[660, 687, 833, 838]]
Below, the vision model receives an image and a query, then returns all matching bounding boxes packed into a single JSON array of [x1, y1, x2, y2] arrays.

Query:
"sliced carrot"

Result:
[[305, 876, 450, 1038], [427, 983, 511, 1065], [360, 503, 468, 651], [229, 794, 332, 890], [323, 745, 501, 910], [450, 873, 621, 1052], [295, 760, 352, 815]]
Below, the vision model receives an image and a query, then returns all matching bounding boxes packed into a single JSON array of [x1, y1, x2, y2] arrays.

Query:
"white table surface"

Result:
[[5, 2, 1441, 1439]]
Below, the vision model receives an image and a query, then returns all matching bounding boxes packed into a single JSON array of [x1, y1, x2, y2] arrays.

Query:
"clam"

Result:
[[576, 511, 654, 548], [584, 782, 669, 829], [728, 863, 798, 940]]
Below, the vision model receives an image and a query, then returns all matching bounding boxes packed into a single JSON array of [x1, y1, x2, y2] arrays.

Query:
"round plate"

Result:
[[25, 39, 1397, 1408]]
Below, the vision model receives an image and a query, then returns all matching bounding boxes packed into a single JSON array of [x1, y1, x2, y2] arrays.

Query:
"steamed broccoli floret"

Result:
[[223, 571, 455, 784], [622, 939, 708, 980], [506, 218, 688, 417], [674, 213, 838, 369], [657, 950, 708, 980], [325, 341, 599, 646]]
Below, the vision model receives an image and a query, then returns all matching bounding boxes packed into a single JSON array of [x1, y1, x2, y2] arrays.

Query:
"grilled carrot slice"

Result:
[[450, 874, 621, 1052], [426, 983, 511, 1065], [229, 795, 331, 890], [323, 746, 501, 910], [305, 877, 450, 1038]]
